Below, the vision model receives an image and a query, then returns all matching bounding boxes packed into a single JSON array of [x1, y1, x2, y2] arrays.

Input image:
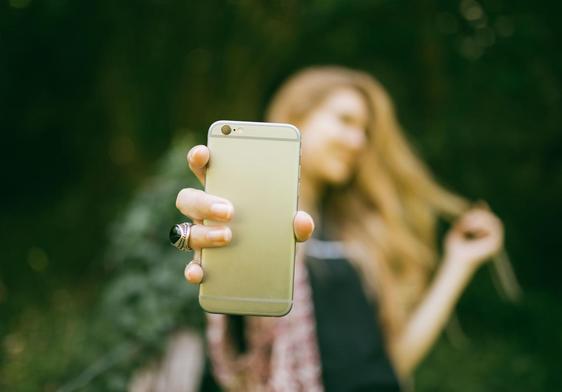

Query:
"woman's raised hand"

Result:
[[176, 145, 315, 284], [443, 204, 504, 270]]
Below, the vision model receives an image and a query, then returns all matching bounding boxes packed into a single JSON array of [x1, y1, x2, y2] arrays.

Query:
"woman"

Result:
[[174, 66, 504, 391]]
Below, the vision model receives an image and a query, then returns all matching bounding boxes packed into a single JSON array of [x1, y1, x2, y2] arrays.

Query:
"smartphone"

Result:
[[199, 120, 301, 317]]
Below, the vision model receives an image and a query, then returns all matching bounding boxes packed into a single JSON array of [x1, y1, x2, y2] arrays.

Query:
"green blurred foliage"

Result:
[[1, 0, 561, 390]]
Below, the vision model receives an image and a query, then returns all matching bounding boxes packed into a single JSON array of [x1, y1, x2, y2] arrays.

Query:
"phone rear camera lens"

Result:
[[221, 125, 232, 135]]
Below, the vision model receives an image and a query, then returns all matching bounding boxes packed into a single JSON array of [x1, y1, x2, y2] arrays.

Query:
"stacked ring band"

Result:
[[169, 222, 193, 251]]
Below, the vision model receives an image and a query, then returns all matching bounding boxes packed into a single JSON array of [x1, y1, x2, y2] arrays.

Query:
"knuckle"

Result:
[[187, 187, 202, 201], [194, 190, 212, 211], [176, 188, 199, 212], [176, 188, 189, 210], [189, 225, 203, 248]]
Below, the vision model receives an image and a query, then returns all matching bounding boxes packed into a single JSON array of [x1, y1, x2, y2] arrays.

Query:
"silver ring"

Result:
[[169, 222, 193, 251]]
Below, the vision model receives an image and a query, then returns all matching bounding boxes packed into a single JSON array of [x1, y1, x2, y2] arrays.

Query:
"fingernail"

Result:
[[211, 203, 233, 219], [207, 228, 230, 241]]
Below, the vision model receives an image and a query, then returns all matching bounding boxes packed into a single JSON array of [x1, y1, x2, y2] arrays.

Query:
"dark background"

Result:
[[1, 0, 561, 390]]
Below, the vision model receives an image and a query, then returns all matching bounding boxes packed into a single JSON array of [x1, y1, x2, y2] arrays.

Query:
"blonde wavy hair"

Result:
[[266, 66, 471, 339]]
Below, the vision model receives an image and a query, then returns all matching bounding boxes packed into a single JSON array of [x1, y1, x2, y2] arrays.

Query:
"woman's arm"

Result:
[[388, 254, 477, 377], [388, 207, 504, 377]]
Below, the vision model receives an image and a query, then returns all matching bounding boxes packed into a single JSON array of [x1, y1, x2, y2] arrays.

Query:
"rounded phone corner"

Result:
[[275, 301, 294, 317], [198, 294, 213, 314], [285, 123, 301, 141], [207, 120, 224, 137]]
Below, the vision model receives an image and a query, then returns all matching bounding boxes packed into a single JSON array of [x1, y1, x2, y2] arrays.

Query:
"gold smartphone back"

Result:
[[200, 120, 301, 317]]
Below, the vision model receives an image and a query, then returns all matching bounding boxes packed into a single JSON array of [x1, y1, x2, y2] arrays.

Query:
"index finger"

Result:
[[187, 145, 210, 185]]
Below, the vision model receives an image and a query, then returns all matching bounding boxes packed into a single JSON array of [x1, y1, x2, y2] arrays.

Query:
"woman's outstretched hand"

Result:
[[176, 144, 315, 284], [443, 204, 504, 270]]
